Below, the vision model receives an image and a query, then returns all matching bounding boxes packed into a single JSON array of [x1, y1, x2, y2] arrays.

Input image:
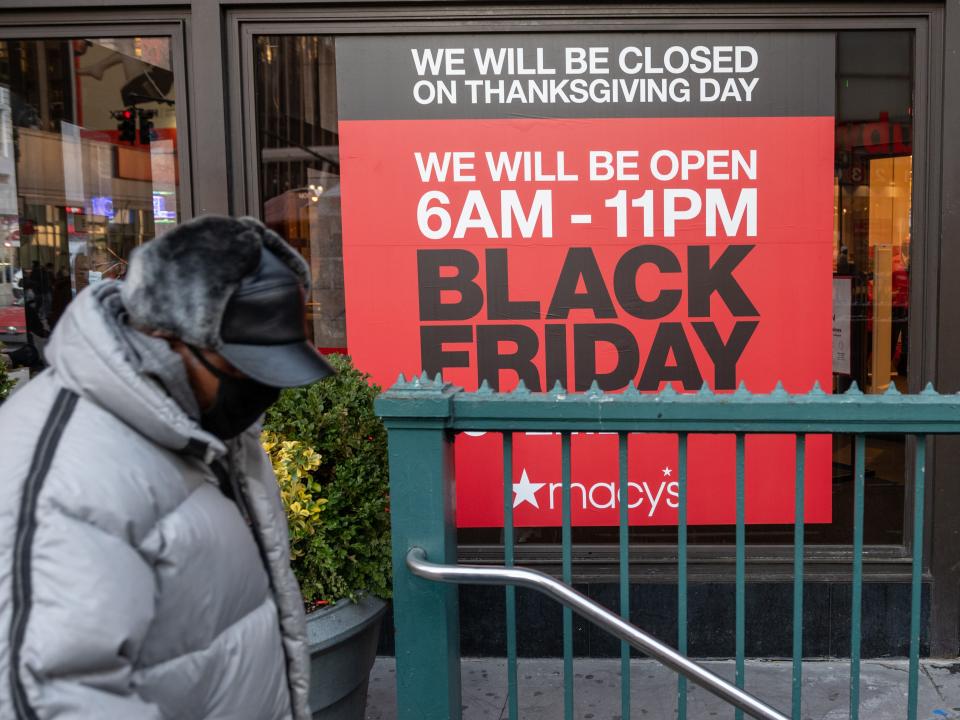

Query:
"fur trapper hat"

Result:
[[121, 215, 311, 350]]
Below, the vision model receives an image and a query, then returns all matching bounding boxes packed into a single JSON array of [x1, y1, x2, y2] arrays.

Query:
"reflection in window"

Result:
[[0, 37, 179, 369], [828, 30, 914, 547], [255, 36, 343, 352], [834, 30, 913, 395]]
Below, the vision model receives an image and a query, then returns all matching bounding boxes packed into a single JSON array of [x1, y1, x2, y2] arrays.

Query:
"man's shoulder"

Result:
[[1, 374, 207, 534], [1, 373, 161, 459], [0, 371, 68, 455]]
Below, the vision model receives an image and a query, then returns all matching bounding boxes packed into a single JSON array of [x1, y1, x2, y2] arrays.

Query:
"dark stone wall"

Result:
[[377, 582, 930, 659]]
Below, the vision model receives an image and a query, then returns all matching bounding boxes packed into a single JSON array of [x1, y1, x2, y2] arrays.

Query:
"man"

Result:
[[49, 266, 72, 331], [0, 216, 332, 718], [27, 262, 51, 332]]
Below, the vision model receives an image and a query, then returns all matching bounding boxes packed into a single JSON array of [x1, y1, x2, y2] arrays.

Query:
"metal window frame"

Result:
[[227, 5, 942, 559], [0, 9, 196, 221]]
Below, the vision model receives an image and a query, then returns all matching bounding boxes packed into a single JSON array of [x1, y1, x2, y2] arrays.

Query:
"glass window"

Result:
[[0, 37, 180, 367], [253, 29, 915, 553], [255, 36, 343, 353], [829, 30, 914, 545]]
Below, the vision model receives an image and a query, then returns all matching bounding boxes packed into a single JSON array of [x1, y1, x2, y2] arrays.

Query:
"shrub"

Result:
[[262, 353, 391, 610], [261, 433, 326, 563]]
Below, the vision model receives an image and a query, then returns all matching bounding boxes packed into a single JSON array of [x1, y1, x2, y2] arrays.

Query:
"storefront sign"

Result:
[[337, 33, 835, 527]]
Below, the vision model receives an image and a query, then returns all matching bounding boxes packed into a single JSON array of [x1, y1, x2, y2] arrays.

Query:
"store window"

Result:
[[255, 36, 343, 353], [0, 36, 180, 366], [253, 30, 914, 552], [828, 30, 914, 546]]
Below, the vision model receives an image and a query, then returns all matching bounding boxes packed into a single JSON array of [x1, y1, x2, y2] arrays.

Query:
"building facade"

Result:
[[1, 0, 959, 657]]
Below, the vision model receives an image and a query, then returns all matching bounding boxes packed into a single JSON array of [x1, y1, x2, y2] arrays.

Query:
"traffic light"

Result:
[[138, 109, 158, 145], [112, 108, 136, 144]]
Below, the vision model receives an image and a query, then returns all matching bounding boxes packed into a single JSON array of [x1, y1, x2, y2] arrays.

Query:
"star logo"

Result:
[[662, 466, 673, 478], [513, 468, 546, 509]]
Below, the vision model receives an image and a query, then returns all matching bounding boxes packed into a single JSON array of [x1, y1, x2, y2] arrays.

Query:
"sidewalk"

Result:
[[366, 657, 960, 719]]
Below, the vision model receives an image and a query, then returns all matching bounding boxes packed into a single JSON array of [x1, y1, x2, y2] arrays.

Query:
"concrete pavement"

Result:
[[367, 657, 960, 719]]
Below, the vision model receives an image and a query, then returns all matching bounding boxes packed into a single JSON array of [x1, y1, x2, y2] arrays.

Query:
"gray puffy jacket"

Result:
[[0, 284, 310, 719]]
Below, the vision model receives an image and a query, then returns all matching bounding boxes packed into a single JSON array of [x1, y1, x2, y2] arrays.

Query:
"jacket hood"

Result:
[[44, 281, 226, 460]]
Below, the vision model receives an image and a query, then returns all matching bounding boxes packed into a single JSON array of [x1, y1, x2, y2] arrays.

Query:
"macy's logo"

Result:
[[512, 468, 680, 518]]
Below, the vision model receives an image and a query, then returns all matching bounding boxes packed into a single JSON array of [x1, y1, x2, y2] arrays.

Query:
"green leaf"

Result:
[[264, 354, 391, 607]]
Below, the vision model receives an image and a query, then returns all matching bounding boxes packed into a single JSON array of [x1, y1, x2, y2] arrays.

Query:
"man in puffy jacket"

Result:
[[0, 216, 333, 719]]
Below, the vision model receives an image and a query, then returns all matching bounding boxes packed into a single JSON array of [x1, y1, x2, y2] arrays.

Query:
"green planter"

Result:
[[306, 595, 388, 720]]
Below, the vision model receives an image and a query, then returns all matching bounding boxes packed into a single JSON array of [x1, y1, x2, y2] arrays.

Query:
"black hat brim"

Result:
[[219, 340, 335, 388]]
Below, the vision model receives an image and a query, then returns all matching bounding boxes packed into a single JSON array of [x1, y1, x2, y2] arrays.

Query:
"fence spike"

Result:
[[420, 370, 430, 384], [622, 380, 641, 399], [734, 380, 751, 397], [433, 372, 444, 386], [512, 379, 530, 395], [550, 380, 566, 396], [395, 372, 407, 388], [921, 381, 939, 396], [809, 380, 825, 396], [844, 380, 863, 396], [771, 380, 788, 398], [884, 382, 901, 396], [477, 379, 493, 395], [698, 382, 714, 397], [659, 382, 677, 397], [587, 380, 604, 398]]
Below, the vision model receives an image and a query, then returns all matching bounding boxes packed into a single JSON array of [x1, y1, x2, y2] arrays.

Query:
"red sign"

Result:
[[337, 34, 836, 527]]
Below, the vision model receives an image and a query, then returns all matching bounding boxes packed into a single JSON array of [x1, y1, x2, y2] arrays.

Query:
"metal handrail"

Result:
[[407, 547, 789, 720]]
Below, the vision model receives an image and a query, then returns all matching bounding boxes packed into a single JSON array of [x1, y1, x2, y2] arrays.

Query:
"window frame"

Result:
[[0, 10, 195, 222], [229, 4, 943, 573], [228, 1, 950, 657]]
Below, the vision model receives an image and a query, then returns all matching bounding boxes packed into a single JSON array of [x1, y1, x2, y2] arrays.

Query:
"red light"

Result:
[[123, 110, 133, 119]]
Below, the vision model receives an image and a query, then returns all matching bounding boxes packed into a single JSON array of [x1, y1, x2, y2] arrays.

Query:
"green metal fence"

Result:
[[375, 375, 960, 720]]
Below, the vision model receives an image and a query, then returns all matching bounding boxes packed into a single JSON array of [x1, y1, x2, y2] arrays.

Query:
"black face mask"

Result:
[[188, 346, 280, 440]]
